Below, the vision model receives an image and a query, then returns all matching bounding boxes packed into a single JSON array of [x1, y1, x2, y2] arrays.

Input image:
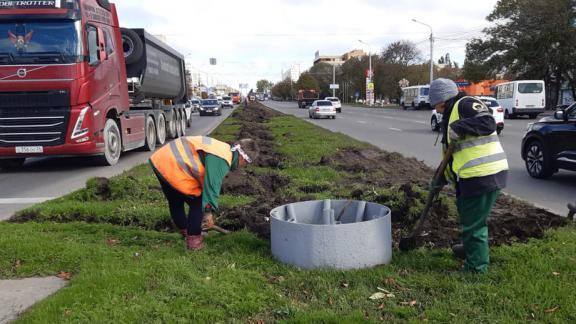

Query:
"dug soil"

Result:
[[219, 102, 569, 249]]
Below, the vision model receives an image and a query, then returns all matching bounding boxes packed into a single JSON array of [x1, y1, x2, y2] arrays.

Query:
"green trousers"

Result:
[[456, 190, 500, 273]]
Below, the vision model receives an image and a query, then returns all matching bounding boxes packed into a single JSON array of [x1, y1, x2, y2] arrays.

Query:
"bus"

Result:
[[401, 85, 430, 110], [494, 80, 545, 119]]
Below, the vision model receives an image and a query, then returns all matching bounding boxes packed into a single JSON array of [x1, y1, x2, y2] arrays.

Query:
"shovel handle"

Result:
[[209, 225, 231, 235]]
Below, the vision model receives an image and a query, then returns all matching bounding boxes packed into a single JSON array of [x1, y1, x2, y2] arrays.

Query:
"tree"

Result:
[[256, 79, 273, 93], [271, 78, 295, 100], [296, 73, 320, 91], [381, 40, 422, 66], [463, 0, 576, 107], [308, 63, 336, 98]]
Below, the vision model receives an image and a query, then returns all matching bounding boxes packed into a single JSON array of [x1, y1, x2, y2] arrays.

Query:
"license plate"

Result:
[[526, 105, 535, 108], [15, 146, 43, 153], [206, 110, 212, 113]]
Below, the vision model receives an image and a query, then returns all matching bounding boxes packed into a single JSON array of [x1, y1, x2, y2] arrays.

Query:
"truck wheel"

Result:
[[97, 119, 122, 166], [175, 111, 182, 138], [166, 111, 177, 139], [121, 28, 143, 65], [143, 115, 157, 151], [180, 111, 187, 136], [156, 113, 166, 145], [0, 158, 25, 170]]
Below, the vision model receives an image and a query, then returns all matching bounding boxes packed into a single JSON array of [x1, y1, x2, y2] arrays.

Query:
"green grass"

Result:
[[1, 222, 574, 322], [2, 105, 576, 322]]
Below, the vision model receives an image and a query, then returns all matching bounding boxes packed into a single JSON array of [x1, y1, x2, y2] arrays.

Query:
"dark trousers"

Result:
[[154, 171, 203, 236]]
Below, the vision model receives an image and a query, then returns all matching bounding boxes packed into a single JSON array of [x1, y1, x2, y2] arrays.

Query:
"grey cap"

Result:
[[429, 78, 459, 107]]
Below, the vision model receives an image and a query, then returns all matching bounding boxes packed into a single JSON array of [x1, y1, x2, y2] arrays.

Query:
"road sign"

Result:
[[368, 82, 374, 90], [209, 58, 217, 65], [330, 84, 340, 89]]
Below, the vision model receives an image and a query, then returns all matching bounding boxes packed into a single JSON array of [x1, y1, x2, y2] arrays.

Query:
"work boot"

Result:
[[451, 244, 466, 260], [186, 235, 204, 251], [179, 228, 187, 239]]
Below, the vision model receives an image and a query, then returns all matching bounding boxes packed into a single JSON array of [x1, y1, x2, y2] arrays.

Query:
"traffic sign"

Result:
[[368, 83, 374, 90], [330, 84, 339, 89]]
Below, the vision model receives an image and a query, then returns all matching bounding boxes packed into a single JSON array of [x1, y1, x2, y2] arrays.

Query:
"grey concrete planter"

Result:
[[270, 200, 392, 270]]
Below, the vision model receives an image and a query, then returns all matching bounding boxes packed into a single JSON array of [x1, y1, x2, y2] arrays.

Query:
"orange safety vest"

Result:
[[150, 136, 232, 196]]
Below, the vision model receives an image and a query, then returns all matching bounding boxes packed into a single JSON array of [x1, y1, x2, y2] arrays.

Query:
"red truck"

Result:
[[228, 92, 240, 104], [0, 0, 189, 168], [297, 89, 319, 108]]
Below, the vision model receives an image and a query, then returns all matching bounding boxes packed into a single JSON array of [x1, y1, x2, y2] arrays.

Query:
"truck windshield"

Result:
[[0, 20, 82, 65]]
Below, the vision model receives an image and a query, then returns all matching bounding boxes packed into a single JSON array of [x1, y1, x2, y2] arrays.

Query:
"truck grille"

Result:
[[0, 91, 70, 147]]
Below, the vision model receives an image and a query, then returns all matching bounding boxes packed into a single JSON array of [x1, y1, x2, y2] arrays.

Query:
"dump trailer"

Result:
[[0, 0, 189, 168], [297, 90, 319, 108]]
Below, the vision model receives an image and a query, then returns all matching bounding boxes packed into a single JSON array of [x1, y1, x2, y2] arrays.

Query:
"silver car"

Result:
[[309, 100, 336, 119]]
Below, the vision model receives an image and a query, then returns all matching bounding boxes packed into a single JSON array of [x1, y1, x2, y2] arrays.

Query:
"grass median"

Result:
[[1, 103, 575, 322]]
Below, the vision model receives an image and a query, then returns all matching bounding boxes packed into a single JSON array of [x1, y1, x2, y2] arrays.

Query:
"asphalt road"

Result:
[[0, 109, 234, 220], [263, 100, 576, 216]]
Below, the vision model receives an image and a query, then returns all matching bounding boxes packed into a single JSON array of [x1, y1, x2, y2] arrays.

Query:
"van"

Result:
[[401, 85, 430, 110], [495, 80, 545, 119]]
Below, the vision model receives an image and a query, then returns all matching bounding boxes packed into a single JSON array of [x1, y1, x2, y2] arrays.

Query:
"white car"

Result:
[[324, 97, 342, 113], [221, 96, 234, 109], [477, 96, 504, 134], [430, 96, 505, 135], [309, 100, 336, 119]]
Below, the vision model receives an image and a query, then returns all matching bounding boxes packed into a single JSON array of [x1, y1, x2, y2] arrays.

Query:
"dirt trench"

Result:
[[218, 102, 569, 248]]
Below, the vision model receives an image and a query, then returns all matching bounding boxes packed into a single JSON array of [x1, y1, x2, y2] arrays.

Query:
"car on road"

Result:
[[478, 96, 505, 134], [221, 96, 234, 109], [199, 99, 221, 116], [324, 97, 342, 113], [430, 96, 505, 134], [190, 99, 201, 112], [309, 100, 336, 119], [521, 103, 576, 178]]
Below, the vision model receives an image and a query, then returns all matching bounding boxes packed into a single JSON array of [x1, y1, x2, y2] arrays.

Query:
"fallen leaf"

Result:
[[13, 260, 22, 269], [205, 277, 211, 281], [552, 272, 560, 276], [384, 277, 397, 286], [369, 292, 395, 300], [378, 303, 385, 310], [545, 306, 559, 313], [228, 263, 236, 269], [410, 300, 418, 306], [328, 297, 333, 306], [57, 272, 72, 281], [340, 282, 349, 288], [400, 300, 417, 307], [106, 239, 120, 246], [377, 287, 392, 294], [449, 313, 456, 317], [369, 292, 386, 300]]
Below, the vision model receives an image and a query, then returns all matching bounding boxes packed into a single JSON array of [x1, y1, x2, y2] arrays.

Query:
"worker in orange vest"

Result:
[[149, 136, 259, 250]]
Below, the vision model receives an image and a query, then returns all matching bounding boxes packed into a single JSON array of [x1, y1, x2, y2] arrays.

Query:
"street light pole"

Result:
[[332, 63, 336, 97], [358, 39, 373, 106], [412, 19, 434, 84]]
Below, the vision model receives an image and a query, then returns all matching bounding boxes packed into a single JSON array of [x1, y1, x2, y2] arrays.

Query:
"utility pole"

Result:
[[412, 19, 434, 84], [358, 40, 373, 106], [332, 64, 336, 97]]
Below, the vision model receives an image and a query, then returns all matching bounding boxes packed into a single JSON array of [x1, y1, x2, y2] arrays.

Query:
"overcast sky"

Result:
[[116, 0, 499, 90]]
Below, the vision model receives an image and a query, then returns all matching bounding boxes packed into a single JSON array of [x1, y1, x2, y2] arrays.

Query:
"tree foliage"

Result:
[[256, 79, 273, 93], [296, 72, 320, 91], [271, 78, 294, 99], [463, 0, 576, 106]]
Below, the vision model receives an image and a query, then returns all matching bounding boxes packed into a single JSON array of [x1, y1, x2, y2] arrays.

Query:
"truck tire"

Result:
[[166, 111, 177, 139], [179, 110, 187, 136], [121, 28, 143, 65], [0, 158, 25, 170], [175, 111, 182, 138], [97, 119, 122, 166], [143, 115, 157, 151], [156, 113, 166, 145]]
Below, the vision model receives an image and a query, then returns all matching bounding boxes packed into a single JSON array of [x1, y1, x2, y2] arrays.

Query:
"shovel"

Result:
[[399, 143, 455, 251]]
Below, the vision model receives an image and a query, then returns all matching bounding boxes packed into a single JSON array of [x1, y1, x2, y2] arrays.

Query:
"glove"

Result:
[[428, 175, 448, 192], [449, 127, 460, 141], [202, 212, 215, 230]]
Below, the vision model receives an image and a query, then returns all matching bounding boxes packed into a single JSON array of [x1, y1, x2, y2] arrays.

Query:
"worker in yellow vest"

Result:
[[429, 78, 509, 273], [149, 136, 259, 250]]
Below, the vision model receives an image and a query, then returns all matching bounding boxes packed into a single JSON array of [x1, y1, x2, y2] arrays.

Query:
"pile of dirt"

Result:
[[219, 102, 569, 248]]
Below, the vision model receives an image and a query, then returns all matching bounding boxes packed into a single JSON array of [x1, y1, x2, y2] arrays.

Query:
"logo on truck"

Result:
[[16, 68, 27, 78]]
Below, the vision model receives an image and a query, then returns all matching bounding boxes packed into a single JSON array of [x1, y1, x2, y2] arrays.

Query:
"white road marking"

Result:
[[389, 128, 402, 132], [414, 121, 426, 124], [0, 198, 55, 204], [357, 120, 367, 124]]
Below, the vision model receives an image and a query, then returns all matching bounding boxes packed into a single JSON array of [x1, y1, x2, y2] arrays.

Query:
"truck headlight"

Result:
[[71, 106, 90, 139]]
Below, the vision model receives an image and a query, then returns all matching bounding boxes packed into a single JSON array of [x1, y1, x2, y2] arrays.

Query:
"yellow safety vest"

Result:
[[150, 136, 232, 196], [445, 97, 509, 182]]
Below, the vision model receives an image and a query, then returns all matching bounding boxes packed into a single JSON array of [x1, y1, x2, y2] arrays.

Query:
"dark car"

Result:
[[521, 103, 576, 178], [199, 99, 221, 116]]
